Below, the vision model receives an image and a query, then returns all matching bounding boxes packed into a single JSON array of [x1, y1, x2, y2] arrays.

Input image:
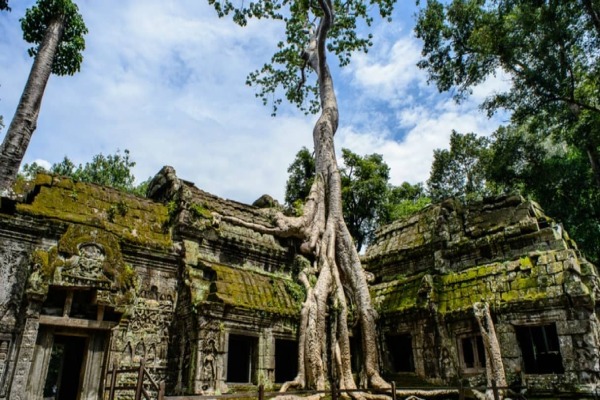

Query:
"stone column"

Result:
[[8, 306, 41, 400]]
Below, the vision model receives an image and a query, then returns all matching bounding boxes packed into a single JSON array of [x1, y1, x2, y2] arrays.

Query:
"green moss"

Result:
[[16, 175, 171, 249], [519, 256, 534, 269], [191, 262, 302, 316], [190, 202, 213, 220], [374, 253, 565, 316], [118, 264, 137, 290]]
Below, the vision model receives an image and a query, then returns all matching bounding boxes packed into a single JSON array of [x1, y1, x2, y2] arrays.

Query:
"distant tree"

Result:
[[415, 0, 600, 186], [428, 122, 600, 263], [486, 123, 600, 263], [284, 146, 315, 214], [427, 131, 492, 202], [0, 0, 87, 192], [22, 149, 150, 196], [385, 182, 431, 221], [340, 149, 391, 251]]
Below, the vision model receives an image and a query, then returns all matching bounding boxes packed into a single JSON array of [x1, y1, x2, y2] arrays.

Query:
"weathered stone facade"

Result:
[[0, 169, 598, 399], [366, 196, 600, 394]]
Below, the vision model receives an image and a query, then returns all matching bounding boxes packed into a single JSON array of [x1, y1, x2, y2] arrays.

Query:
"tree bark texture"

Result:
[[220, 0, 388, 394], [473, 302, 507, 400], [0, 15, 65, 192]]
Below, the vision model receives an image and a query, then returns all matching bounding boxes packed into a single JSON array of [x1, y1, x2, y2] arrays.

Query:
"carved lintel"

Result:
[[39, 315, 117, 330]]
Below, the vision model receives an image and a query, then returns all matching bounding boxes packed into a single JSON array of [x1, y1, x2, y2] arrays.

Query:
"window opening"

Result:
[[515, 324, 564, 374], [459, 335, 486, 372], [275, 339, 298, 383], [386, 334, 415, 372], [226, 334, 258, 383]]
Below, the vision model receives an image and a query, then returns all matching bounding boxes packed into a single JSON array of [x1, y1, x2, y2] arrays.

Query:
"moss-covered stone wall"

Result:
[[367, 195, 600, 393]]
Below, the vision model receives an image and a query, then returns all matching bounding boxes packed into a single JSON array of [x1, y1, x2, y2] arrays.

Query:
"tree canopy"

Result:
[[415, 0, 600, 185], [21, 0, 87, 76], [0, 0, 87, 192], [22, 149, 149, 196], [427, 130, 492, 203], [427, 126, 600, 264], [208, 0, 398, 115]]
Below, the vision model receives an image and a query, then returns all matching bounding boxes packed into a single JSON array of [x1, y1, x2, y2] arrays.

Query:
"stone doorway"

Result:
[[43, 334, 86, 399], [26, 327, 109, 400]]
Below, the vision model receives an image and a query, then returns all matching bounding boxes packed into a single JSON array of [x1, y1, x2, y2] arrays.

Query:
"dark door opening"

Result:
[[275, 339, 298, 383], [386, 334, 415, 373], [459, 335, 486, 372], [515, 324, 564, 374], [43, 335, 87, 400], [226, 334, 258, 383]]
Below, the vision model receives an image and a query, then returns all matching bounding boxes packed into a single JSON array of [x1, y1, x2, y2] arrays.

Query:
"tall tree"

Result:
[[207, 0, 396, 390], [340, 149, 391, 251], [415, 0, 600, 185], [427, 130, 492, 202], [285, 146, 316, 214], [0, 0, 87, 192], [429, 123, 600, 263], [486, 123, 600, 263]]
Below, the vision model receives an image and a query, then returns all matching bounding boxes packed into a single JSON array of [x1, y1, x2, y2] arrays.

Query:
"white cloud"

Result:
[[0, 1, 507, 205]]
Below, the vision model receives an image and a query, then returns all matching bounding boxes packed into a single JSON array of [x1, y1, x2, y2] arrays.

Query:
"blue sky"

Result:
[[0, 0, 508, 204]]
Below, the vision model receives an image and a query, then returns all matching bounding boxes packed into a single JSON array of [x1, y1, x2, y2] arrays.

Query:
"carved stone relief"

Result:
[[60, 243, 112, 288], [0, 336, 11, 397], [114, 287, 175, 369], [0, 245, 29, 327], [198, 319, 224, 392]]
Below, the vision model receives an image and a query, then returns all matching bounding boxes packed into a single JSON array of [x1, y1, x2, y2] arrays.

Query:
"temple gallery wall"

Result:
[[0, 166, 599, 399]]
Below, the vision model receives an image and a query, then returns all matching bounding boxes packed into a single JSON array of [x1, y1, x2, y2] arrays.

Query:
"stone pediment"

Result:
[[26, 225, 136, 305]]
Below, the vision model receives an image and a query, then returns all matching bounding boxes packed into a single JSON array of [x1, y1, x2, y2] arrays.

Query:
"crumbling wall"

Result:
[[367, 195, 600, 394]]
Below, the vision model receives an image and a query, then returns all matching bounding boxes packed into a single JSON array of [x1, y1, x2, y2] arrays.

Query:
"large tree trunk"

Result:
[[281, 0, 387, 390], [473, 302, 507, 400], [0, 15, 65, 192], [220, 0, 388, 393]]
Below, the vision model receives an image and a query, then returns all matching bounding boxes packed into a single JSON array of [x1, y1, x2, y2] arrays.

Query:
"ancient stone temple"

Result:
[[0, 167, 598, 399], [366, 197, 600, 394]]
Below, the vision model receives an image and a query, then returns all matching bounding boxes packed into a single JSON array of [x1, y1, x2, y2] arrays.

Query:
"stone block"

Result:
[[556, 320, 588, 335]]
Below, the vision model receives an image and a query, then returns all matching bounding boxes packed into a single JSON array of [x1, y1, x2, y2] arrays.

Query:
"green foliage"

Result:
[[207, 0, 397, 114], [21, 160, 47, 179], [340, 149, 391, 251], [285, 146, 315, 213], [427, 131, 494, 202], [0, 1, 9, 12], [416, 0, 600, 260], [415, 0, 600, 186], [429, 122, 600, 263], [385, 182, 431, 221], [21, 149, 149, 196], [21, 0, 88, 76], [486, 123, 600, 263], [415, 0, 599, 116], [56, 149, 136, 191], [190, 203, 213, 220]]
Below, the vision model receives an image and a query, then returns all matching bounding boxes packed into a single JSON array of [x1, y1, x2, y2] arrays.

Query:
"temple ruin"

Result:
[[0, 166, 598, 399]]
